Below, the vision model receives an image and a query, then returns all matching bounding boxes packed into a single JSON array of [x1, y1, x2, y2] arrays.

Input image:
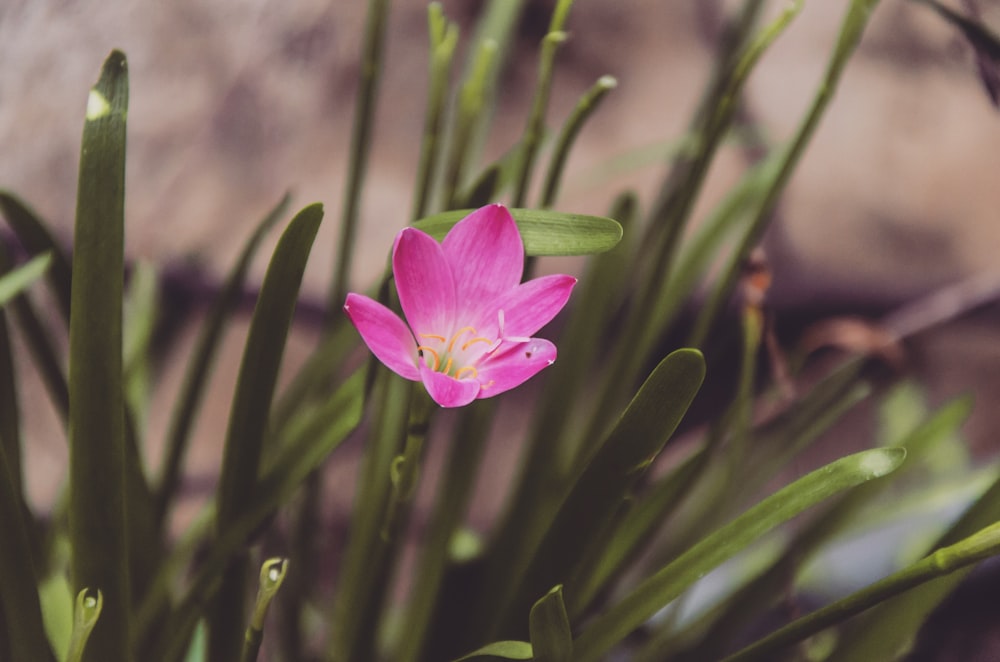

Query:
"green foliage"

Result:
[[2, 1, 996, 661]]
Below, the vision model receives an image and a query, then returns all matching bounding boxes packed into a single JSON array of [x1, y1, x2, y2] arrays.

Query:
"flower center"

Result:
[[417, 326, 494, 379]]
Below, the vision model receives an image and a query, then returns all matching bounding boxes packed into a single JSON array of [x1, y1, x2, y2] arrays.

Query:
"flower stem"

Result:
[[381, 388, 435, 540], [328, 0, 391, 315], [241, 558, 288, 662]]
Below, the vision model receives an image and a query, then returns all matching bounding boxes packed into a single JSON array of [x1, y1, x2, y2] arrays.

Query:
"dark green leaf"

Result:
[[209, 202, 323, 661], [529, 586, 572, 662], [503, 349, 705, 634], [154, 193, 290, 527], [67, 49, 130, 662], [0, 442, 54, 661]]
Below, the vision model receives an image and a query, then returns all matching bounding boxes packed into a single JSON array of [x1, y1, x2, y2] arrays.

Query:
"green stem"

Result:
[[395, 400, 495, 662], [328, 0, 392, 314], [412, 4, 459, 221], [241, 558, 288, 662], [538, 75, 617, 208]]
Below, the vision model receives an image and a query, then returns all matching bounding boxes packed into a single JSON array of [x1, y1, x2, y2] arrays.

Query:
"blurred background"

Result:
[[3, 0, 1000, 548]]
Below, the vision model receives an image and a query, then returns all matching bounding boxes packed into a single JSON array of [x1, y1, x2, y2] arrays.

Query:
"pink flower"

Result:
[[344, 204, 576, 408]]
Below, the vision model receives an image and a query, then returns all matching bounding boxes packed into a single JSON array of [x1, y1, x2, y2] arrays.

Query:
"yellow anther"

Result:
[[461, 336, 493, 351], [448, 326, 478, 352], [455, 366, 479, 380], [420, 333, 447, 342], [416, 346, 440, 371]]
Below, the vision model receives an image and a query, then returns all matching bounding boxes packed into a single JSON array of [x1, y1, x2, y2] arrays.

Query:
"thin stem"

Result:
[[411, 4, 459, 221], [722, 521, 1000, 662], [328, 0, 392, 314]]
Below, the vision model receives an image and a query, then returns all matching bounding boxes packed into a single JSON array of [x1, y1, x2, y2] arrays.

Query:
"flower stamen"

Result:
[[447, 326, 477, 352], [461, 336, 493, 351], [456, 366, 478, 380], [419, 333, 447, 342], [416, 345, 441, 371]]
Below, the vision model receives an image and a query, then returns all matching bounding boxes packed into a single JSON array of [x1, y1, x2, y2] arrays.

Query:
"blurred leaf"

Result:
[[573, 448, 906, 661], [414, 208, 622, 256], [0, 193, 73, 324], [828, 457, 1000, 660], [122, 261, 158, 433], [503, 349, 705, 635], [452, 641, 533, 661], [913, 0, 1000, 105], [154, 192, 290, 527], [209, 202, 323, 661], [724, 520, 1000, 662], [529, 586, 572, 662], [39, 573, 74, 662], [0, 442, 53, 661], [0, 252, 51, 308], [67, 49, 130, 662]]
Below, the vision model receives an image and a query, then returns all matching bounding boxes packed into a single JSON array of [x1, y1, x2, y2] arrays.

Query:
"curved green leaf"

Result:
[[452, 641, 533, 661], [414, 208, 622, 256], [529, 586, 572, 662], [154, 192, 291, 527], [500, 349, 705, 635], [209, 202, 323, 661], [573, 448, 907, 661]]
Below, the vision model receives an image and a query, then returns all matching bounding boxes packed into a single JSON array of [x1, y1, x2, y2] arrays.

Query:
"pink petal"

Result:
[[441, 204, 523, 305], [475, 338, 557, 399], [419, 364, 481, 407], [474, 274, 577, 340], [393, 227, 456, 337], [344, 293, 420, 380]]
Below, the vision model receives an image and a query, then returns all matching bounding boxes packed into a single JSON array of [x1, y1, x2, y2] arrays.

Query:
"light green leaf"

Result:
[[0, 193, 73, 323], [573, 448, 906, 661], [414, 208, 622, 256], [452, 640, 533, 661], [0, 252, 51, 308]]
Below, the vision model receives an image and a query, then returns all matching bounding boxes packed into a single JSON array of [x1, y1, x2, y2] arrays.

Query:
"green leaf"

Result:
[[209, 202, 323, 661], [529, 586, 572, 662], [0, 252, 51, 308], [154, 192, 291, 527], [67, 49, 130, 662], [0, 193, 73, 324], [503, 350, 705, 633], [413, 208, 622, 256], [452, 641, 533, 661], [573, 448, 906, 662]]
